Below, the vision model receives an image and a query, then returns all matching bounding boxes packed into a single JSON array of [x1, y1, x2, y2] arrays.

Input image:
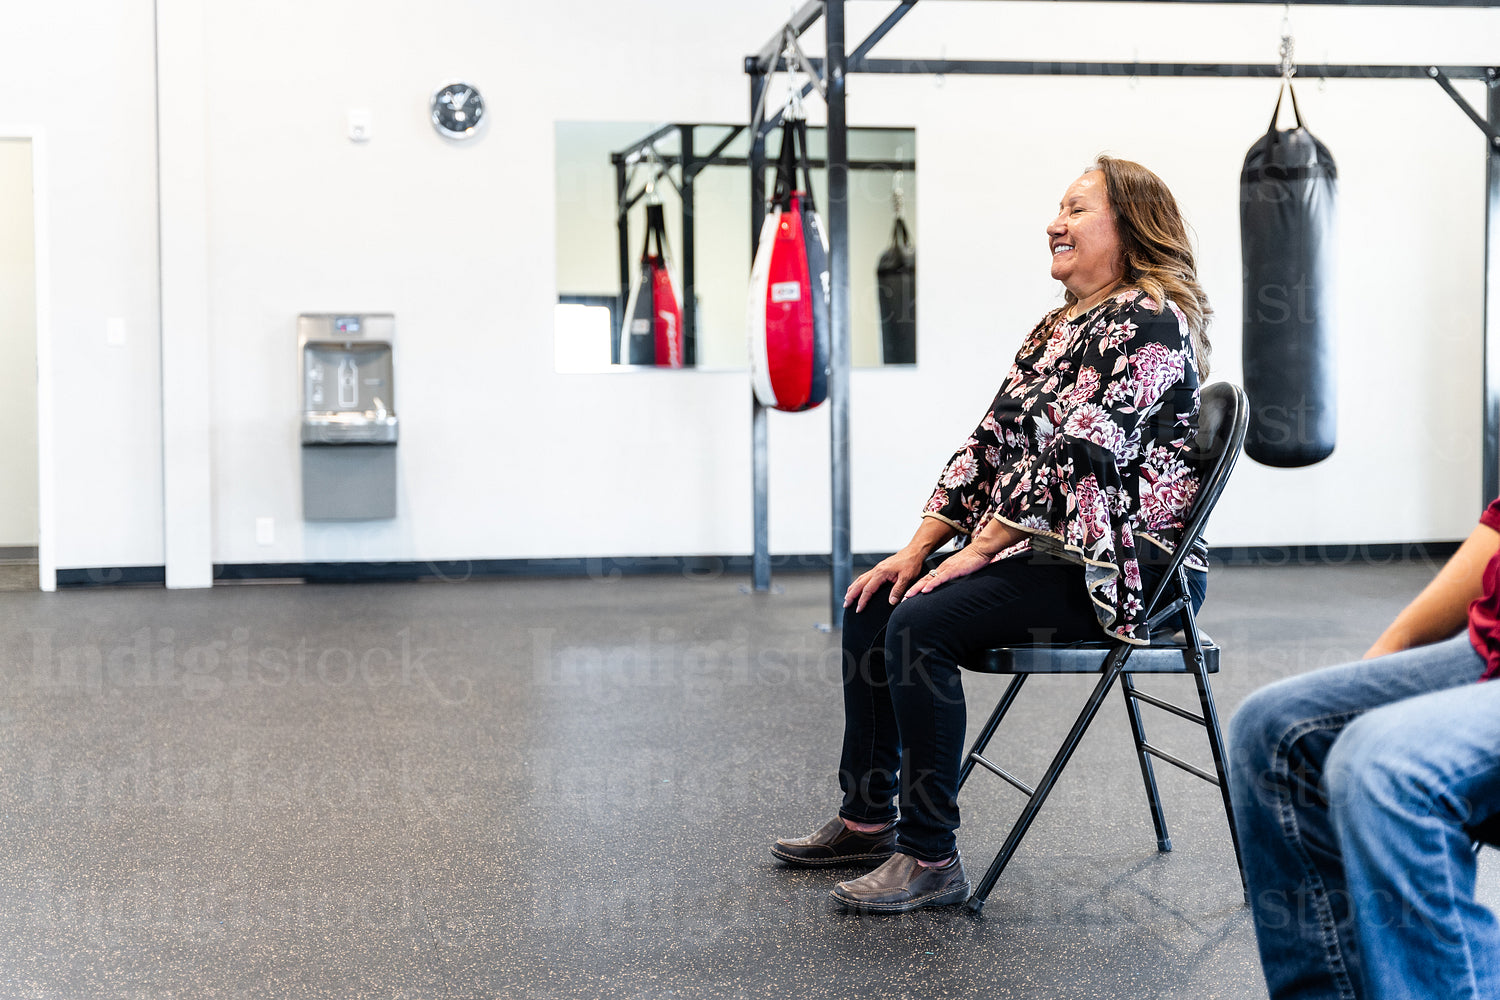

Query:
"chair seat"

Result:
[[972, 632, 1219, 675]]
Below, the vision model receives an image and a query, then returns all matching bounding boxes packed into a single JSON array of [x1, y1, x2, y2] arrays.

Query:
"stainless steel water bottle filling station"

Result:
[[298, 313, 398, 521]]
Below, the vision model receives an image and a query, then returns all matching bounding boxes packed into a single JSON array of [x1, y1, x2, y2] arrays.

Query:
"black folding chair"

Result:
[[956, 381, 1248, 913]]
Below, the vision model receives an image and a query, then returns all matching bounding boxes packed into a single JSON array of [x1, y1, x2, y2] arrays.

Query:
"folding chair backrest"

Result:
[[1186, 382, 1249, 530], [1140, 382, 1248, 619]]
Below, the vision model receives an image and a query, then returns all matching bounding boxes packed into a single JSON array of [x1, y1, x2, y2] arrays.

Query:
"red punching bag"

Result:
[[621, 202, 684, 367], [747, 117, 829, 411]]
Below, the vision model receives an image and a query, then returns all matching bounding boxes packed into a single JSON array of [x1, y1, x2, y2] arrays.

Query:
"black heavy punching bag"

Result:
[[876, 217, 916, 364], [1241, 84, 1338, 467]]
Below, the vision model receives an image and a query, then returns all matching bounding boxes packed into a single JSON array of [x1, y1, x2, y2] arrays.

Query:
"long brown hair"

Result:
[[1068, 155, 1213, 377]]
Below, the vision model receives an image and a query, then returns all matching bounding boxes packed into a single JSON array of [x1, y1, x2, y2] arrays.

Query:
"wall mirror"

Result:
[[555, 121, 916, 373]]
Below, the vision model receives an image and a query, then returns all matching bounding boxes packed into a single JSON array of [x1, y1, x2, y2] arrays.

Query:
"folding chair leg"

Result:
[[1120, 673, 1172, 852], [958, 675, 1028, 790], [1189, 662, 1248, 898], [968, 660, 1125, 913]]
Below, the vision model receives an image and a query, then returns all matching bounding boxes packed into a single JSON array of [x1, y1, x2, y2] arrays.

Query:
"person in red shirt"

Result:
[[1228, 500, 1500, 999]]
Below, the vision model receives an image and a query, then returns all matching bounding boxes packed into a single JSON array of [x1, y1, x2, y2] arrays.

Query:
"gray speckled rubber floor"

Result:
[[0, 561, 1494, 998]]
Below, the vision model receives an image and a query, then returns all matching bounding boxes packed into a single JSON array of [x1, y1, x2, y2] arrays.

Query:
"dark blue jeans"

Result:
[[837, 550, 1205, 862]]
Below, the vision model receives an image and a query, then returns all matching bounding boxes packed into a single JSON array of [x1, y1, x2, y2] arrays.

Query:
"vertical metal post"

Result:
[[681, 125, 697, 367], [750, 71, 772, 592], [1486, 69, 1500, 506], [614, 159, 629, 366], [826, 0, 853, 624]]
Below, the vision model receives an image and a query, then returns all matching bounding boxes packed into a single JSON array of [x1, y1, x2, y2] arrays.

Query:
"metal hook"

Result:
[[643, 144, 661, 202], [640, 144, 678, 202]]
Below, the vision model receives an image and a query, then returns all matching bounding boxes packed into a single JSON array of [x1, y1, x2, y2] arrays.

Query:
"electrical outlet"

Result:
[[255, 517, 274, 546]]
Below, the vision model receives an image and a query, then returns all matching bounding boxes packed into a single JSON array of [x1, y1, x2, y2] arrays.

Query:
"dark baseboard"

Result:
[[212, 556, 767, 584], [51, 541, 1464, 589], [55, 566, 167, 587]]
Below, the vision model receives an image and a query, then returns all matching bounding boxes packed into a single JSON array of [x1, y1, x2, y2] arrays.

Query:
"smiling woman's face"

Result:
[[1047, 170, 1124, 307]]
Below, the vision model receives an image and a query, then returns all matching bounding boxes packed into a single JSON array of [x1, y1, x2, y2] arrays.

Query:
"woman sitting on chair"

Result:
[[772, 155, 1214, 913]]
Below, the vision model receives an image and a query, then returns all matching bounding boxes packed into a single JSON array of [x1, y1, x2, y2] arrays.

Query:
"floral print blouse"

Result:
[[922, 289, 1205, 645]]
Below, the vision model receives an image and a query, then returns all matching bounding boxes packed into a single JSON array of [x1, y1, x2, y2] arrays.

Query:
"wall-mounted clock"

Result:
[[431, 82, 485, 140]]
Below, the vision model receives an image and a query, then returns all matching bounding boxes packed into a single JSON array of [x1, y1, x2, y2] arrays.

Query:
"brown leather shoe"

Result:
[[830, 852, 970, 913], [771, 817, 897, 868]]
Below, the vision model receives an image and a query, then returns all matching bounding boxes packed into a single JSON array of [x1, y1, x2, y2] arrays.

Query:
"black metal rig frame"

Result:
[[745, 0, 1500, 625], [609, 122, 915, 366]]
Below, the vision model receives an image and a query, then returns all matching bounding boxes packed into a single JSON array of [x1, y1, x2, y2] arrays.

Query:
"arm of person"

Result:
[[848, 380, 1024, 613], [1363, 521, 1500, 659], [844, 516, 959, 612], [901, 516, 1029, 600]]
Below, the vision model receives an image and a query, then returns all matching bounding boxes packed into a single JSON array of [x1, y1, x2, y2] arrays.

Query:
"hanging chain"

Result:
[[644, 144, 659, 202], [642, 144, 677, 203], [1278, 4, 1296, 81], [785, 29, 805, 120]]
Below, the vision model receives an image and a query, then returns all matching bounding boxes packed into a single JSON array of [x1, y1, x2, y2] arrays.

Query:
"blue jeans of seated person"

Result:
[[1227, 633, 1500, 1000], [838, 549, 1207, 863]]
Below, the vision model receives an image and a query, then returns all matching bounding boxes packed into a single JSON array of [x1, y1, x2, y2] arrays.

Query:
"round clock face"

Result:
[[431, 82, 485, 139]]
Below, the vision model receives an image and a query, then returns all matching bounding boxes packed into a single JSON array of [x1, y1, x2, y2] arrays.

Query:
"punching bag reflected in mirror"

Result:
[[622, 202, 683, 367], [1240, 84, 1338, 468], [877, 161, 915, 365], [552, 121, 915, 373], [877, 217, 915, 365]]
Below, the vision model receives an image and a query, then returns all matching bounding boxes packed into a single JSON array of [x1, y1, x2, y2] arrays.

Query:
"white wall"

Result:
[[0, 139, 38, 548], [0, 2, 162, 571], [11, 1, 1500, 572], [201, 0, 819, 565]]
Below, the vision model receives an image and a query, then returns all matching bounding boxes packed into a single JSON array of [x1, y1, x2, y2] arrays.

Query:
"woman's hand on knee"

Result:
[[845, 550, 926, 612], [903, 546, 993, 601]]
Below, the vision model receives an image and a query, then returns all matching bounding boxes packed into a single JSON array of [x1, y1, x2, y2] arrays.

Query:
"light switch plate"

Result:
[[255, 517, 275, 546], [106, 317, 127, 347]]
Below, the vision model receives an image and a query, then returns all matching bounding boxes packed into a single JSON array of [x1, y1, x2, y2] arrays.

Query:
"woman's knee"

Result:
[[843, 594, 895, 655], [881, 601, 962, 699], [882, 600, 946, 666]]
